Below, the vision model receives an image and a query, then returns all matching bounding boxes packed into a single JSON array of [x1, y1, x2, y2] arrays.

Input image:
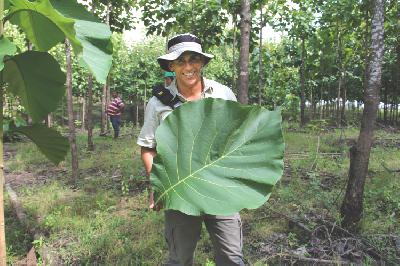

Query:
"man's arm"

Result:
[[140, 146, 161, 210], [141, 146, 156, 176]]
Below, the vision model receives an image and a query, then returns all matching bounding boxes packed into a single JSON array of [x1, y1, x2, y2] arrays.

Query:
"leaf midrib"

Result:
[[157, 130, 251, 201]]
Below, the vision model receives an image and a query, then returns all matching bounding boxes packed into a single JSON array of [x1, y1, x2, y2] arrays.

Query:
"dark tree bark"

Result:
[[106, 76, 111, 131], [341, 85, 347, 124], [81, 96, 86, 130], [299, 36, 306, 126], [0, 85, 7, 265], [258, 5, 263, 105], [340, 0, 385, 229], [395, 6, 400, 125], [87, 74, 94, 151], [86, 1, 95, 150], [232, 13, 237, 93], [65, 40, 79, 182], [100, 0, 111, 135], [383, 86, 388, 123], [237, 0, 251, 104]]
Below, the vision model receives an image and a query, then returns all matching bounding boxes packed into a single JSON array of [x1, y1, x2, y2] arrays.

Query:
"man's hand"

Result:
[[140, 146, 161, 210], [149, 190, 163, 211]]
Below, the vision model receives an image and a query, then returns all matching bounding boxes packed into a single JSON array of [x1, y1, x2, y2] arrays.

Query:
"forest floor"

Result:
[[4, 123, 400, 265]]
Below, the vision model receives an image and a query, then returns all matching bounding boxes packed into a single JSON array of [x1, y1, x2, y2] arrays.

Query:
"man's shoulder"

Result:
[[204, 78, 237, 101], [146, 95, 173, 111], [204, 78, 229, 90]]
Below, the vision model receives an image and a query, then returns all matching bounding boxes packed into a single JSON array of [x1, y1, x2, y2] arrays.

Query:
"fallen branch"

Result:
[[381, 162, 400, 173], [262, 208, 313, 235], [319, 219, 399, 265], [279, 253, 351, 265], [6, 184, 63, 265]]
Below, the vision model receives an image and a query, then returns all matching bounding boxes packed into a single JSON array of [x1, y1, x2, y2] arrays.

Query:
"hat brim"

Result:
[[157, 48, 213, 72]]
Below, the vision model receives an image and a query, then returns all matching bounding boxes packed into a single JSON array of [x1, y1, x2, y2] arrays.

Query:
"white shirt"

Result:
[[137, 78, 237, 148]]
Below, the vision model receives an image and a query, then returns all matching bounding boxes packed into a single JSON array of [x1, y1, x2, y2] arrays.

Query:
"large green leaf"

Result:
[[7, 0, 112, 84], [50, 0, 113, 84], [0, 37, 17, 71], [3, 51, 66, 122], [7, 0, 72, 51], [152, 98, 285, 216], [12, 124, 69, 165]]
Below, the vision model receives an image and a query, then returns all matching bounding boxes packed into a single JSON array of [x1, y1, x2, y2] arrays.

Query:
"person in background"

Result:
[[107, 91, 124, 139], [164, 71, 175, 87], [137, 33, 244, 266]]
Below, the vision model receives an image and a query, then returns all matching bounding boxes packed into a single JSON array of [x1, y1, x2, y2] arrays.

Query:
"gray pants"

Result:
[[164, 210, 244, 266]]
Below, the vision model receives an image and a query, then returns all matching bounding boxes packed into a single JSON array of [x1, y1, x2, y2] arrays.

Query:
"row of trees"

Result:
[[34, 0, 397, 129], [0, 0, 394, 261], [7, 1, 397, 130]]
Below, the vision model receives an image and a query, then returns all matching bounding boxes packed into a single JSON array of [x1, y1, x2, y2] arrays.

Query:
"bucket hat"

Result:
[[157, 33, 214, 71]]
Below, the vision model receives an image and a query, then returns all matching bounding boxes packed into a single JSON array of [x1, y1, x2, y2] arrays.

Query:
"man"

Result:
[[164, 71, 175, 87], [107, 91, 124, 139], [137, 33, 244, 266]]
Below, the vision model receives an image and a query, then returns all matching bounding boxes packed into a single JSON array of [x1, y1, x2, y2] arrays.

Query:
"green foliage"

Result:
[[152, 99, 284, 215], [0, 37, 16, 70], [203, 44, 235, 88], [2, 0, 113, 164], [111, 35, 164, 101], [141, 0, 230, 48], [80, 0, 137, 33], [13, 124, 69, 164], [4, 51, 66, 123]]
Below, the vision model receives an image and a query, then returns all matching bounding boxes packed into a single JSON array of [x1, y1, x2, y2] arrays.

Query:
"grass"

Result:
[[4, 194, 33, 265], [5, 123, 400, 265]]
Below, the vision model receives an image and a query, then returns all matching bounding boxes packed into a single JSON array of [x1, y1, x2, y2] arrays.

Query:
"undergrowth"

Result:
[[4, 123, 400, 265]]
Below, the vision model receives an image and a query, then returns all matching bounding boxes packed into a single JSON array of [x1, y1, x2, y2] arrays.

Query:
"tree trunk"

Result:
[[341, 85, 347, 124], [0, 70, 7, 265], [87, 74, 94, 151], [101, 82, 108, 135], [310, 90, 315, 120], [61, 96, 65, 126], [300, 36, 306, 126], [337, 73, 342, 126], [65, 40, 79, 182], [237, 0, 251, 104], [383, 86, 388, 123], [81, 96, 86, 131], [232, 13, 237, 93], [100, 1, 111, 135], [395, 7, 400, 125], [106, 78, 111, 131], [47, 114, 53, 128], [258, 5, 263, 106], [340, 0, 384, 229]]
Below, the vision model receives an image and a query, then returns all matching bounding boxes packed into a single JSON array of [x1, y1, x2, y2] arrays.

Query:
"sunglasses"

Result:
[[173, 53, 204, 66]]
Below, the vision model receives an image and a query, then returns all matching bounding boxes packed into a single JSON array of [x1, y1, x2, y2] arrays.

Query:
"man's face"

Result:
[[169, 52, 204, 89]]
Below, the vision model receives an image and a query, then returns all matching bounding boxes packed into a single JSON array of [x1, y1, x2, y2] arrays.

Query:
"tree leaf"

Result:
[[3, 51, 66, 123], [8, 0, 72, 51], [0, 37, 17, 71], [12, 124, 69, 165], [152, 98, 285, 216], [50, 0, 113, 84], [7, 0, 112, 84]]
